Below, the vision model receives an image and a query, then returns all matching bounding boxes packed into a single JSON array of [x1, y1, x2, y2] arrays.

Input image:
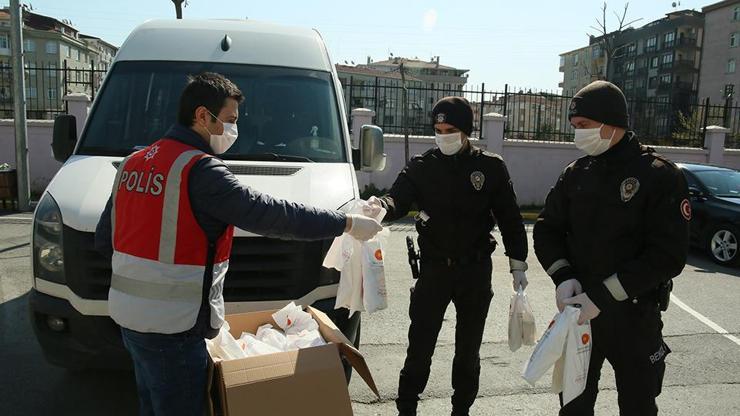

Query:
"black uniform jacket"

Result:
[[533, 133, 690, 311], [380, 144, 527, 262]]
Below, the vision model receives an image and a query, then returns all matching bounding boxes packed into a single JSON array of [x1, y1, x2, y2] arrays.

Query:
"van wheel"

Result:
[[707, 225, 740, 266]]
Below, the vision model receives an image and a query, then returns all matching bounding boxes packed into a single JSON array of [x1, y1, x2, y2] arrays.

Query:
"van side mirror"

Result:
[[688, 186, 705, 200], [52, 115, 77, 162], [358, 125, 386, 172]]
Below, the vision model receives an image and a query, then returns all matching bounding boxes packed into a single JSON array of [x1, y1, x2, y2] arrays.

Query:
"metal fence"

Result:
[[342, 80, 740, 149], [0, 62, 107, 120]]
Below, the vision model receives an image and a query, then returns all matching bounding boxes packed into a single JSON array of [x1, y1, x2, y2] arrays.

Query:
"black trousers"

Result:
[[560, 299, 670, 416], [396, 258, 494, 414]]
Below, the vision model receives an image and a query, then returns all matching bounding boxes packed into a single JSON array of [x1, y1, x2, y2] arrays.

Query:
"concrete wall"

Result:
[[0, 119, 61, 194]]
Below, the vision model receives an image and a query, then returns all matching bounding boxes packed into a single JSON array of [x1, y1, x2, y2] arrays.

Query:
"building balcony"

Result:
[[673, 59, 698, 72], [558, 81, 564, 88], [676, 37, 699, 49]]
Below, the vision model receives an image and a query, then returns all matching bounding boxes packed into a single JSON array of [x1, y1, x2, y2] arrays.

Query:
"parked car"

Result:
[[678, 162, 740, 266]]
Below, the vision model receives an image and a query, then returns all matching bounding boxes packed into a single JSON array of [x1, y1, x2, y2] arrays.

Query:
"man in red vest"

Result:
[[95, 72, 382, 416]]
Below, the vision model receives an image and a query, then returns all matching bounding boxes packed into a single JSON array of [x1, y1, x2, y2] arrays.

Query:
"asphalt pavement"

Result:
[[1, 214, 738, 415]]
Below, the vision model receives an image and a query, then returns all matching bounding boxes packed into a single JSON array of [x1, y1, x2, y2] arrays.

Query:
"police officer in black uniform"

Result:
[[366, 97, 529, 416], [533, 81, 690, 416]]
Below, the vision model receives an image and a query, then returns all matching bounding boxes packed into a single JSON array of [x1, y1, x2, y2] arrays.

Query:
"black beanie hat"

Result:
[[432, 96, 473, 136], [568, 81, 629, 129]]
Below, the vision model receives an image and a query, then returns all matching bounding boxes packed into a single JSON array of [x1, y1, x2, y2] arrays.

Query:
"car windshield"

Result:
[[78, 61, 346, 163], [694, 169, 740, 197]]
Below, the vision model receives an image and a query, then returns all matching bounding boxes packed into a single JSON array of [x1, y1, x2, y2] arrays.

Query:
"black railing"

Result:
[[342, 81, 740, 148], [0, 63, 108, 120]]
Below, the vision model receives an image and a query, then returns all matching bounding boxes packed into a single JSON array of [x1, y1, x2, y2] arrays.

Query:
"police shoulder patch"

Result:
[[620, 177, 640, 202]]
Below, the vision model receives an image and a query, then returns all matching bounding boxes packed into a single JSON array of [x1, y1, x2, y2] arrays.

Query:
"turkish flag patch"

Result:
[[680, 199, 692, 221]]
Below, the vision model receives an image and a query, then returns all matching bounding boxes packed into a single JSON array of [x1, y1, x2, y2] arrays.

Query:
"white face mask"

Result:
[[205, 110, 238, 154], [435, 132, 463, 155], [573, 124, 615, 156]]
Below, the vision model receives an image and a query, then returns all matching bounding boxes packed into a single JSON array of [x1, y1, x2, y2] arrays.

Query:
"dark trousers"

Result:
[[559, 300, 669, 416], [396, 258, 494, 415], [121, 328, 208, 416]]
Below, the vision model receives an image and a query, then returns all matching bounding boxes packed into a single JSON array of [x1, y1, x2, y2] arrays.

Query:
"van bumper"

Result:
[[29, 289, 360, 370]]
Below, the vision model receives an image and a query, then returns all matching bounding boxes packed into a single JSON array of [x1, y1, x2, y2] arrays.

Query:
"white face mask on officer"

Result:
[[435, 132, 464, 155], [204, 110, 238, 154], [574, 124, 615, 156]]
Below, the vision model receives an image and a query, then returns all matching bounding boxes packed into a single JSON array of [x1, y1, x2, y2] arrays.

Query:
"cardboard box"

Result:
[[207, 306, 380, 416]]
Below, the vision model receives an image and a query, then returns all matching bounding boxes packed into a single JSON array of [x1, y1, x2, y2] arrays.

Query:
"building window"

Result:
[[646, 36, 657, 51], [624, 80, 634, 90], [627, 43, 636, 56], [660, 74, 672, 85], [592, 45, 601, 58], [48, 63, 57, 77], [72, 48, 79, 61], [46, 41, 57, 54], [725, 84, 735, 99], [731, 33, 739, 48], [664, 32, 675, 48], [636, 78, 646, 88], [23, 39, 35, 52], [26, 86, 37, 98], [734, 6, 740, 21], [574, 54, 579, 66], [0, 34, 8, 49], [47, 88, 57, 100], [650, 56, 659, 68], [572, 70, 577, 80], [662, 53, 674, 67], [729, 59, 736, 73], [625, 61, 635, 73], [649, 76, 658, 89], [560, 56, 565, 67]]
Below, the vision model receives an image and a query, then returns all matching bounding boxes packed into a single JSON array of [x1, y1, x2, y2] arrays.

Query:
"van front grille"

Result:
[[62, 228, 338, 302]]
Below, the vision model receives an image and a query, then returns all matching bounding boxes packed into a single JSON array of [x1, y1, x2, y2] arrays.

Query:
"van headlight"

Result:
[[33, 193, 65, 283]]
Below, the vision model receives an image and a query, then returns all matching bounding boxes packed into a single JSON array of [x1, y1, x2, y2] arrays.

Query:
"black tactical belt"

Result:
[[421, 251, 490, 267]]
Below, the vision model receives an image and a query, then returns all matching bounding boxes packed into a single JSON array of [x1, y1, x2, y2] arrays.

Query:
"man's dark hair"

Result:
[[177, 72, 244, 126]]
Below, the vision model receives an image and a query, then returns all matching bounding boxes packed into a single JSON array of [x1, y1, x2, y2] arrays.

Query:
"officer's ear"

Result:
[[193, 106, 211, 128]]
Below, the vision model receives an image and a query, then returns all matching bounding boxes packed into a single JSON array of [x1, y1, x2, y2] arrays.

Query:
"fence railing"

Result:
[[342, 80, 740, 149], [0, 63, 107, 120]]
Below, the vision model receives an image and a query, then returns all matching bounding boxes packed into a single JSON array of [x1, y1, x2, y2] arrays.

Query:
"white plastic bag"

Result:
[[286, 329, 326, 350], [522, 306, 592, 407], [522, 308, 571, 385], [508, 289, 537, 352], [206, 321, 247, 361], [323, 199, 388, 314], [559, 309, 592, 406], [240, 332, 283, 357], [271, 302, 318, 334], [362, 239, 387, 313], [256, 324, 288, 350]]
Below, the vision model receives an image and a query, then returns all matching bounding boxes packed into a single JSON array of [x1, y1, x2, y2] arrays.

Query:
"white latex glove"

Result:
[[555, 278, 583, 312], [512, 271, 528, 291], [509, 258, 529, 291], [563, 293, 601, 325], [362, 196, 384, 218], [346, 214, 383, 241]]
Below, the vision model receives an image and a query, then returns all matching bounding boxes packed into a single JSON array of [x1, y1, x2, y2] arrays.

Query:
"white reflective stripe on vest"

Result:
[[158, 149, 203, 264]]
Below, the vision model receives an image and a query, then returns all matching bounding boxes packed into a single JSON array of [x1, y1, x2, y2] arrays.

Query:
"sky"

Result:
[[2, 0, 710, 90]]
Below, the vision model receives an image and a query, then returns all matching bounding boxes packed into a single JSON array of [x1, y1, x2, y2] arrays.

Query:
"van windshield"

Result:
[[78, 61, 346, 163]]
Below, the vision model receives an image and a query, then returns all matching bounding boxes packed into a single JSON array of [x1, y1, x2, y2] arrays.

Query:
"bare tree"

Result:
[[171, 0, 189, 19], [589, 2, 642, 80]]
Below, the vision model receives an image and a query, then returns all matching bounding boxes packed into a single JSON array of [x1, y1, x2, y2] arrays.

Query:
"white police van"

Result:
[[30, 19, 384, 369]]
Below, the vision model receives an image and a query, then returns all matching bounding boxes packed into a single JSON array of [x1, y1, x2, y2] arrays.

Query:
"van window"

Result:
[[78, 61, 346, 162]]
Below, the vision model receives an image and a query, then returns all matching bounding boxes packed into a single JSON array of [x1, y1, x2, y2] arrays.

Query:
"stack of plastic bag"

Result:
[[205, 302, 327, 361], [508, 288, 537, 352], [521, 306, 592, 406], [323, 199, 390, 314]]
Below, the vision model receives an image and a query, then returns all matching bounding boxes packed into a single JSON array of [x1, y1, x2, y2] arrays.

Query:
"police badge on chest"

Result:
[[620, 177, 640, 202], [470, 171, 485, 191]]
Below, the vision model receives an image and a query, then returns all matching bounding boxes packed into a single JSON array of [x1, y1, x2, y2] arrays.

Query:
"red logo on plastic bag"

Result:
[[287, 318, 292, 327], [374, 249, 383, 261], [582, 333, 590, 345]]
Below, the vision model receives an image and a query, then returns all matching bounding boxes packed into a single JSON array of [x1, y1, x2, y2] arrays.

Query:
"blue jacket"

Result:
[[95, 124, 347, 336]]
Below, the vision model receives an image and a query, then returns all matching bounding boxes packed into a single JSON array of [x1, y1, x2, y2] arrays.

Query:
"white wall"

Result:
[[0, 120, 62, 194]]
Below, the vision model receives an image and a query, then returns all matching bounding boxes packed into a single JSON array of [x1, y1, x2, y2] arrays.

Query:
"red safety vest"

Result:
[[108, 138, 234, 334]]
